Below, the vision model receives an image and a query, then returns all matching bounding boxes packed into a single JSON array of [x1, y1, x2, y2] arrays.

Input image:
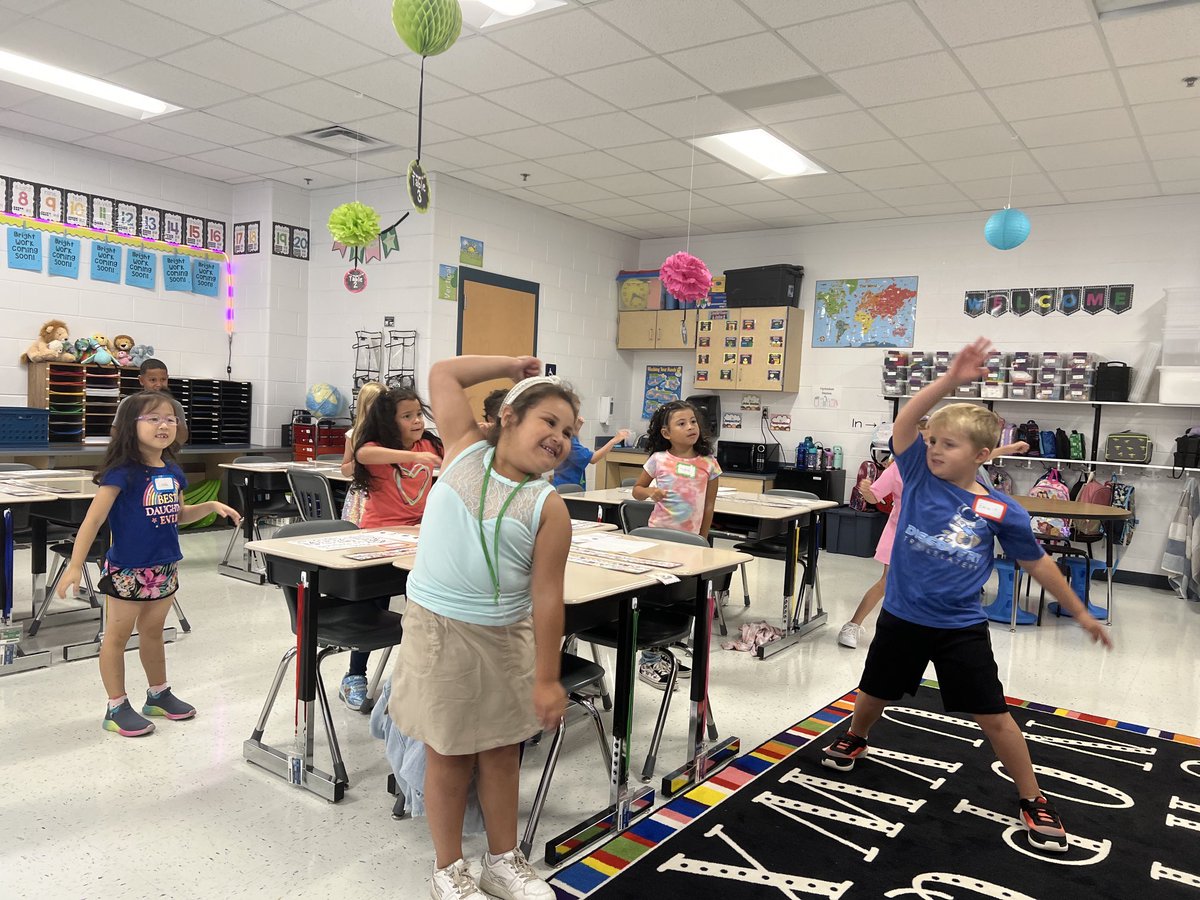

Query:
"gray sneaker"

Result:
[[103, 700, 155, 736], [142, 687, 196, 720]]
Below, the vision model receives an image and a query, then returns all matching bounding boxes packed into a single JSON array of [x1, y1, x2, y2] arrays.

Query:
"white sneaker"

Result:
[[479, 848, 554, 900], [431, 859, 486, 900], [837, 622, 863, 649]]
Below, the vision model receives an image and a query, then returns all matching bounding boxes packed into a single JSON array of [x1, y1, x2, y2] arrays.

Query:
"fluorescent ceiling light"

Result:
[[481, 0, 536, 14], [468, 0, 567, 28], [1094, 0, 1200, 19], [692, 129, 825, 180], [0, 48, 181, 120]]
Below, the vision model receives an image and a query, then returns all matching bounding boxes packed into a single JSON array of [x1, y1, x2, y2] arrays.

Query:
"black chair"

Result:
[[733, 489, 822, 609], [632, 525, 729, 637], [620, 477, 639, 487], [287, 468, 337, 522], [221, 455, 298, 571], [518, 652, 610, 859], [28, 525, 108, 636], [0, 462, 36, 535], [618, 499, 654, 533], [556, 483, 584, 495], [250, 520, 404, 788]]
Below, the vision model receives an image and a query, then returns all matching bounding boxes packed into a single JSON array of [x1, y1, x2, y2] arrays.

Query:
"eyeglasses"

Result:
[[137, 414, 181, 426]]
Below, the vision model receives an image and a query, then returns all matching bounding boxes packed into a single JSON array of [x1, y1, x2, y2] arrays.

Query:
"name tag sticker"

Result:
[[675, 462, 697, 477], [154, 476, 175, 491], [973, 496, 1007, 522]]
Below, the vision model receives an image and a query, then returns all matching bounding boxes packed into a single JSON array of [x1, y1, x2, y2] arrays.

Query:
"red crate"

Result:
[[292, 417, 348, 461]]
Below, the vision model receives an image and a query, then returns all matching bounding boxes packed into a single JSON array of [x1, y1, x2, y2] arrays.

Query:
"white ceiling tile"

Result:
[[1160, 179, 1200, 195], [155, 111, 273, 145], [635, 191, 720, 212], [655, 162, 754, 189], [486, 8, 649, 75], [666, 33, 815, 93], [11, 95, 136, 133], [756, 213, 837, 227], [870, 92, 1000, 137], [568, 59, 705, 109], [40, 0, 201, 55], [553, 112, 670, 149], [827, 208, 905, 222], [779, 2, 942, 72], [0, 110, 94, 143], [225, 16, 384, 76], [484, 79, 615, 123], [1032, 137, 1148, 171], [1118, 58, 1200, 105], [587, 172, 680, 196], [629, 96, 756, 138], [831, 53, 974, 107], [125, 0, 283, 35], [1132, 99, 1200, 135], [810, 139, 921, 171], [326, 59, 466, 109], [429, 36, 552, 93], [932, 151, 1039, 181], [739, 0, 893, 28], [156, 155, 246, 182], [104, 124, 221, 156], [484, 126, 590, 159], [897, 200, 981, 216], [74, 134, 173, 163], [1154, 157, 1200, 181], [187, 147, 281, 175], [303, 158, 396, 183], [955, 25, 1109, 88], [262, 166, 347, 188], [348, 110, 461, 148], [682, 206, 762, 226], [873, 183, 971, 206], [1102, 3, 1200, 67], [421, 95, 537, 136], [0, 0, 58, 11], [804, 192, 888, 212], [475, 161, 574, 189], [499, 187, 562, 208], [987, 72, 1124, 120], [847, 163, 947, 190], [605, 211, 690, 230], [696, 183, 785, 205], [591, 0, 764, 53], [1143, 130, 1200, 160], [299, 0, 421, 54], [420, 138, 521, 169], [204, 97, 326, 137], [529, 181, 619, 203], [162, 40, 309, 93], [956, 173, 1059, 199], [1011, 108, 1137, 147], [1, 19, 142, 76], [914, 0, 1093, 45], [444, 170, 515, 193], [571, 197, 655, 218], [749, 94, 860, 125], [1050, 161, 1156, 191], [608, 140, 697, 171], [973, 191, 1065, 209], [772, 111, 891, 151], [770, 172, 871, 197], [236, 137, 344, 167], [260, 80, 394, 124], [541, 150, 637, 179], [905, 125, 1020, 162], [352, 149, 415, 174], [727, 199, 817, 220], [106, 61, 244, 109], [1062, 184, 1161, 203], [0, 82, 41, 106]]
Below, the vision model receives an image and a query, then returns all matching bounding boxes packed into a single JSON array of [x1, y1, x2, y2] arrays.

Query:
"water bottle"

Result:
[[832, 446, 843, 470], [808, 442, 822, 470], [796, 443, 806, 468], [823, 448, 834, 470]]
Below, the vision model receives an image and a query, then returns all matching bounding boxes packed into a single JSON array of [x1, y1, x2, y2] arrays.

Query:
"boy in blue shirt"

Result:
[[552, 416, 629, 489], [823, 337, 1111, 853]]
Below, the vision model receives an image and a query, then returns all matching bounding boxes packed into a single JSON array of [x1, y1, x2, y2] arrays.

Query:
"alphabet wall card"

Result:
[[192, 259, 219, 297], [91, 243, 121, 283], [6, 227, 42, 271], [163, 254, 192, 292], [37, 185, 63, 222], [125, 247, 156, 289], [65, 191, 88, 227], [47, 235, 80, 278], [966, 284, 1132, 317]]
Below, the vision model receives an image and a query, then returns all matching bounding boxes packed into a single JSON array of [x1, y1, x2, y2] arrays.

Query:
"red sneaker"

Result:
[[1020, 795, 1069, 853], [821, 730, 868, 771]]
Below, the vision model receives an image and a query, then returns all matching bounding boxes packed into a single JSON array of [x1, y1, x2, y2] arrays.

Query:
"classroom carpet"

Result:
[[550, 682, 1200, 899]]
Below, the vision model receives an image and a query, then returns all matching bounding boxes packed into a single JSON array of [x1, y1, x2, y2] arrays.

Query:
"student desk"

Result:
[[217, 460, 349, 584], [567, 488, 839, 660]]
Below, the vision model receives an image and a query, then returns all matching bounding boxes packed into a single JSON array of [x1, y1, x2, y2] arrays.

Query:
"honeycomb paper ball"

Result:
[[984, 208, 1031, 251], [328, 201, 381, 247], [392, 0, 462, 57]]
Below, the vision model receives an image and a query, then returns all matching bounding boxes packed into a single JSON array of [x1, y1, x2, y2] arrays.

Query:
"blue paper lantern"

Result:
[[984, 208, 1031, 250]]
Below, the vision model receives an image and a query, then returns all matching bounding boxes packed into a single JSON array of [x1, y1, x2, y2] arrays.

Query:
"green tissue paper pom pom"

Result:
[[328, 201, 381, 247], [392, 0, 462, 57]]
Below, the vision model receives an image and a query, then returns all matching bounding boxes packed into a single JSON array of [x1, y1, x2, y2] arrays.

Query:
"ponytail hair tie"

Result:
[[502, 375, 564, 408]]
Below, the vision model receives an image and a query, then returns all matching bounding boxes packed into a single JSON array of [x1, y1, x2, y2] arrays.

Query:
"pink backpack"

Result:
[[1074, 475, 1114, 536], [1028, 468, 1071, 539]]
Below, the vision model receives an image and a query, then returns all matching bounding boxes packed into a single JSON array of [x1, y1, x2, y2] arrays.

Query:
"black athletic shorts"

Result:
[[859, 608, 1008, 715]]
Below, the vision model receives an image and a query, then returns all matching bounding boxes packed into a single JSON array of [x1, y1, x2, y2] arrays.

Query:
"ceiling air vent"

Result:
[[290, 125, 389, 156]]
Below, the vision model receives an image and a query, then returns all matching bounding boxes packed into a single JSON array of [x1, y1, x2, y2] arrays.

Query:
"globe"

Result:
[[306, 383, 343, 418]]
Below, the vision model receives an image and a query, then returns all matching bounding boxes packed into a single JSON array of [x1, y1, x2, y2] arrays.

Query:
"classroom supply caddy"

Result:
[[291, 415, 350, 461]]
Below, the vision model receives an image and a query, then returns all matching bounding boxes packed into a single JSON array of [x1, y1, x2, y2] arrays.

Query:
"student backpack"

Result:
[[1016, 420, 1041, 456], [1074, 474, 1114, 536], [1028, 467, 1071, 539], [1055, 428, 1072, 460], [849, 459, 879, 511], [1069, 430, 1086, 461], [1109, 475, 1137, 546], [1039, 429, 1058, 459]]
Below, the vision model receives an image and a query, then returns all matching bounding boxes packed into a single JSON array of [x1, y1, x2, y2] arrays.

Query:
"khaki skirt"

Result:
[[389, 600, 539, 756]]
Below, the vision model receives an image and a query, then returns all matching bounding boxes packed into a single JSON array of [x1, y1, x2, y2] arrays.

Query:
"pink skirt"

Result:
[[874, 508, 901, 564]]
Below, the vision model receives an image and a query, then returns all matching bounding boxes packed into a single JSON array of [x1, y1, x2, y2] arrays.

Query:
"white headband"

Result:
[[503, 375, 564, 408]]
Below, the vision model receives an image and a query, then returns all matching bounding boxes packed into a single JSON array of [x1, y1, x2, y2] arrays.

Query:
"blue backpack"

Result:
[[1039, 429, 1057, 459]]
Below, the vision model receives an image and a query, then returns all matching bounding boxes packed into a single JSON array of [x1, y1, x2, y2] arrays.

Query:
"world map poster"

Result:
[[813, 276, 919, 348]]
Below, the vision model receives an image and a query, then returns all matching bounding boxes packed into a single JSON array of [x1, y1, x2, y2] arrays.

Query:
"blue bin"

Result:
[[0, 407, 50, 446]]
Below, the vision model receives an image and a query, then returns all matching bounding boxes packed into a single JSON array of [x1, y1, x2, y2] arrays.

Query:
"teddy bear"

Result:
[[20, 319, 76, 363], [90, 334, 115, 366], [129, 344, 155, 367], [111, 334, 135, 367]]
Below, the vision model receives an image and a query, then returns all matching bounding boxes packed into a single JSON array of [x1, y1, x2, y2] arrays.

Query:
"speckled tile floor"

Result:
[[1, 530, 1197, 899]]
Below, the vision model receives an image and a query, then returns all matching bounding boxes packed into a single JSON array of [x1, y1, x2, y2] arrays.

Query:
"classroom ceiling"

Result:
[[0, 0, 1198, 238]]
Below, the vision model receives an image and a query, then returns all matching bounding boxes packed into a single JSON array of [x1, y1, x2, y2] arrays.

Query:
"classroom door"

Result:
[[457, 268, 540, 419]]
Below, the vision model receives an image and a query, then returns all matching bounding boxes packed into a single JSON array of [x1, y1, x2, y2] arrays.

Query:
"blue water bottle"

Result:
[[796, 443, 806, 468], [833, 446, 843, 470]]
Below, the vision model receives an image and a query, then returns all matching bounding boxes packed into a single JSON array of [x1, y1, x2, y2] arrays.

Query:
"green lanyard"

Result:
[[478, 456, 532, 602]]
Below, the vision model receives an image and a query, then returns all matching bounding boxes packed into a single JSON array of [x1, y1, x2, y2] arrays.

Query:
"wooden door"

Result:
[[655, 308, 697, 350], [458, 268, 539, 420], [617, 310, 657, 349]]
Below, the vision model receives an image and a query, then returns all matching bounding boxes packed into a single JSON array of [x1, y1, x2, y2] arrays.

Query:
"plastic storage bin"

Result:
[[1157, 366, 1200, 403], [724, 264, 804, 308], [0, 407, 50, 446], [824, 508, 887, 557]]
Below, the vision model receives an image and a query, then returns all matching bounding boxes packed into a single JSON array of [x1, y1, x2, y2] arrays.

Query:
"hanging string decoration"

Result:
[[328, 201, 381, 267], [659, 251, 713, 304], [984, 207, 1031, 251]]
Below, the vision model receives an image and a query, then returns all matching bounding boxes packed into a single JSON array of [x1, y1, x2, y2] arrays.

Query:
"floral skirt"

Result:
[[99, 560, 180, 601]]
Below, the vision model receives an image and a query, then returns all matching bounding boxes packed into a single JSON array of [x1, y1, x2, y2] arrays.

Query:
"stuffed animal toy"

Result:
[[129, 344, 155, 367], [20, 319, 75, 363], [111, 334, 135, 367], [90, 334, 114, 366], [74, 336, 97, 365]]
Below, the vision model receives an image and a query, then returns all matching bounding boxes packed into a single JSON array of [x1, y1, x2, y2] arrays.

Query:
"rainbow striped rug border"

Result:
[[549, 680, 1199, 899]]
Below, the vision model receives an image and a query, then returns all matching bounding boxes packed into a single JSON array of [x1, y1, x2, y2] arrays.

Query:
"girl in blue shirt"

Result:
[[59, 392, 240, 738]]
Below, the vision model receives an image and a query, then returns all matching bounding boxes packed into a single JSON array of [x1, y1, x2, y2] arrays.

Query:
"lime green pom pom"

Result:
[[328, 202, 381, 247], [392, 0, 462, 57]]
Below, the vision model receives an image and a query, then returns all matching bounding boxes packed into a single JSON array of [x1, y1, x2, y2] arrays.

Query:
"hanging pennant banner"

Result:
[[1033, 287, 1057, 316], [1107, 284, 1133, 314], [192, 259, 219, 297], [1081, 285, 1106, 315], [47, 234, 80, 278], [1010, 288, 1032, 317], [362, 239, 382, 264], [163, 254, 192, 291], [380, 227, 400, 258], [7, 227, 42, 270], [1058, 286, 1081, 315], [963, 291, 985, 318], [125, 247, 156, 289], [987, 290, 1008, 317], [91, 243, 121, 282]]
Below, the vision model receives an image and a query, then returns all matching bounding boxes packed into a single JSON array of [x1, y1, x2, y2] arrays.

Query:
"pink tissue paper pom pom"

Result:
[[659, 251, 712, 303]]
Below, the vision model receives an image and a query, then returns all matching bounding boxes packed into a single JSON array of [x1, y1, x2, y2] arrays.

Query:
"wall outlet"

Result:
[[384, 316, 395, 326], [762, 407, 769, 418]]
